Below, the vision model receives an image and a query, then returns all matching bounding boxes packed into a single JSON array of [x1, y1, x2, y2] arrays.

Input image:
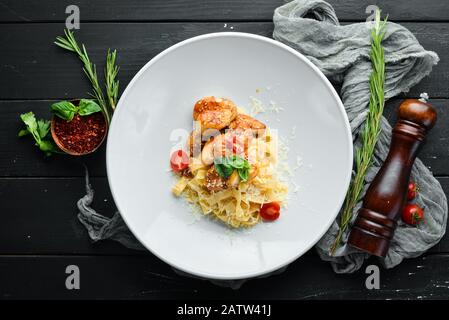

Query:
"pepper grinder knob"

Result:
[[347, 98, 437, 257]]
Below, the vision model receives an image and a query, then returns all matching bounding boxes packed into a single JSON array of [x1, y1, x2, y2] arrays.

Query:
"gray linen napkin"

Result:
[[77, 0, 447, 281], [273, 0, 446, 273]]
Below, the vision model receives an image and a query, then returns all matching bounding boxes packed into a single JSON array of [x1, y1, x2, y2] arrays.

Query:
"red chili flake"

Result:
[[53, 113, 107, 154]]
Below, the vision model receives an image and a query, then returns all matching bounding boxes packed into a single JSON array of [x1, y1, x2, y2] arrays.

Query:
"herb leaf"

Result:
[[105, 49, 120, 111], [330, 9, 388, 254], [215, 162, 234, 179], [214, 155, 251, 181], [237, 168, 249, 181], [37, 119, 51, 139], [50, 99, 102, 121], [78, 99, 102, 116], [18, 129, 30, 137], [55, 29, 117, 124], [39, 140, 58, 154], [51, 101, 78, 121], [20, 112, 39, 140], [18, 112, 59, 156]]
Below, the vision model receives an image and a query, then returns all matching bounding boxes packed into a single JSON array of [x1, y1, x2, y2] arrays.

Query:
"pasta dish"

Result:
[[170, 96, 288, 228]]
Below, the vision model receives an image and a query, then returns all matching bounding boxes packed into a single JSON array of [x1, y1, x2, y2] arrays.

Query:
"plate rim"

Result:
[[106, 32, 353, 280]]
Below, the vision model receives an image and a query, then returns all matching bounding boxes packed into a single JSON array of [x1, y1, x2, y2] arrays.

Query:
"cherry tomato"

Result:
[[407, 181, 418, 200], [260, 202, 281, 221], [170, 150, 189, 172], [402, 203, 424, 226]]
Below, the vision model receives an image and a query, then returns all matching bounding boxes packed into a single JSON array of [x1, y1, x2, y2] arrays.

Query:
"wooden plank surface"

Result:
[[3, 99, 448, 177], [0, 177, 135, 255], [0, 22, 448, 100], [0, 0, 448, 22], [0, 177, 448, 255], [1, 0, 449, 300], [1, 253, 449, 299], [2, 100, 108, 177]]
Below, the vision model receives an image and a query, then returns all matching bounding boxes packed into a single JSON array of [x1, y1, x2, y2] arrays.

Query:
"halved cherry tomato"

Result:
[[170, 149, 189, 172], [260, 202, 281, 221]]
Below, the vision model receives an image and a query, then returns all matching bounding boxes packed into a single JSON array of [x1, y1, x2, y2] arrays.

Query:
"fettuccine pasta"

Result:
[[170, 96, 289, 228]]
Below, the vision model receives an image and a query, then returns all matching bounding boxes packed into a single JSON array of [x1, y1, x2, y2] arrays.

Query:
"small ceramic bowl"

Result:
[[50, 99, 108, 156]]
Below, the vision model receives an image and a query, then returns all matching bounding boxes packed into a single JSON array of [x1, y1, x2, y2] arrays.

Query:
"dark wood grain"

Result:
[[1, 0, 449, 301], [3, 99, 448, 178], [0, 23, 270, 100], [1, 253, 449, 299], [0, 177, 138, 255], [0, 0, 448, 22], [1, 100, 108, 177], [0, 23, 448, 100], [0, 177, 447, 255]]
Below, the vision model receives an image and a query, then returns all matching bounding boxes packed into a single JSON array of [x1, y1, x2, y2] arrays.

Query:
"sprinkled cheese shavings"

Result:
[[268, 100, 284, 114], [282, 163, 293, 177], [278, 137, 290, 162], [276, 138, 293, 182], [293, 155, 303, 171], [249, 96, 266, 116], [186, 202, 204, 225], [291, 181, 300, 193]]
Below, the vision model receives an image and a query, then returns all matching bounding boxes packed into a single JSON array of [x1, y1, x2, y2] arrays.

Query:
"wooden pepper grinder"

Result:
[[348, 96, 437, 257]]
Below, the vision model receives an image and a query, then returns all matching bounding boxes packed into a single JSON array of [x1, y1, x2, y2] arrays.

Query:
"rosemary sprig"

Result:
[[54, 29, 119, 123], [330, 10, 387, 255], [105, 49, 120, 110]]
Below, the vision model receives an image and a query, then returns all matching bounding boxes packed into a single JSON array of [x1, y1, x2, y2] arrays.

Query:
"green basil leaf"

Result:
[[231, 156, 245, 169], [214, 164, 225, 178], [51, 101, 77, 121], [78, 99, 102, 116], [214, 163, 234, 179], [215, 155, 250, 180], [219, 157, 230, 166], [237, 168, 249, 181]]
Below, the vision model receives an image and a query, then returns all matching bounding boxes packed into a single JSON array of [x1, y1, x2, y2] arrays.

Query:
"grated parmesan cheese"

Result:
[[268, 100, 284, 114], [292, 181, 300, 193], [293, 155, 303, 171], [249, 96, 266, 116]]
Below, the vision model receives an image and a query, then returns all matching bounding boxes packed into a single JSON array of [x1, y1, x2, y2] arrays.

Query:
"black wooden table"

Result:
[[1, 0, 449, 300]]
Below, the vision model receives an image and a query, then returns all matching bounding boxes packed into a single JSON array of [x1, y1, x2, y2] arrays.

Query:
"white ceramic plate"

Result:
[[107, 32, 352, 280]]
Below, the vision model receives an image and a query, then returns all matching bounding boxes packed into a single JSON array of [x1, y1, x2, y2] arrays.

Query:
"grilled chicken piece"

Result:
[[193, 96, 237, 131], [228, 113, 266, 132], [205, 166, 228, 192], [201, 129, 259, 165], [201, 133, 227, 165], [187, 130, 202, 157]]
